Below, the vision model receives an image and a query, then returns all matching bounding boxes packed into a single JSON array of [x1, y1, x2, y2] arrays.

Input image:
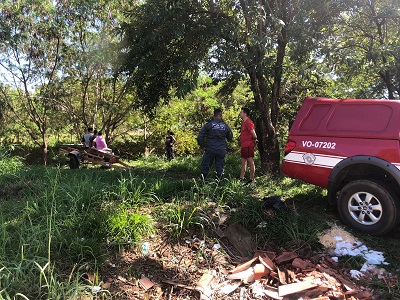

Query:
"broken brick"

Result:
[[275, 251, 298, 264], [139, 276, 154, 290], [253, 250, 276, 261], [304, 286, 329, 298], [325, 256, 338, 267], [254, 263, 270, 280], [353, 290, 373, 299], [259, 255, 276, 271], [292, 258, 310, 270], [277, 267, 288, 284], [230, 256, 258, 274]]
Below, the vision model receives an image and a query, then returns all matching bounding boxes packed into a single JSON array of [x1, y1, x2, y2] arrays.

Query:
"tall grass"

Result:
[[0, 157, 156, 298], [0, 153, 398, 299]]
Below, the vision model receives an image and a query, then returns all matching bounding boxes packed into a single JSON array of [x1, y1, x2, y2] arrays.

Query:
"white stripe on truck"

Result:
[[284, 151, 345, 168], [285, 151, 400, 170]]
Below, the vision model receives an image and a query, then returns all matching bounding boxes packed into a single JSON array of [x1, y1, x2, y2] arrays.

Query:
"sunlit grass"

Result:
[[0, 152, 398, 298]]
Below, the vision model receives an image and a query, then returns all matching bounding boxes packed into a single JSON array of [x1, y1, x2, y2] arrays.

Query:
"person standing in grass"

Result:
[[165, 130, 176, 161], [239, 107, 258, 185], [197, 108, 233, 179]]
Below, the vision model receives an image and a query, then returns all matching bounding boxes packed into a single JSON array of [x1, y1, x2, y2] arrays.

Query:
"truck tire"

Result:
[[69, 155, 80, 169], [338, 179, 400, 236]]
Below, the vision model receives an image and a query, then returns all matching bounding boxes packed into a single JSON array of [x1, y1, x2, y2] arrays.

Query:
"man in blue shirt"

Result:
[[197, 109, 233, 179]]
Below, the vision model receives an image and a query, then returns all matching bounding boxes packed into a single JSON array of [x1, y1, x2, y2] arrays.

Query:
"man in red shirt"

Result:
[[239, 107, 258, 185]]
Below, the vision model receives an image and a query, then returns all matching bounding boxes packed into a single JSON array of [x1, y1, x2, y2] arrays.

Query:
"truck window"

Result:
[[327, 104, 392, 132], [299, 104, 332, 131]]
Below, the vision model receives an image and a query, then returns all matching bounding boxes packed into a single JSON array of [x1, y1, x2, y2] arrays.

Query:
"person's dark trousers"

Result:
[[166, 146, 174, 161], [201, 151, 226, 178]]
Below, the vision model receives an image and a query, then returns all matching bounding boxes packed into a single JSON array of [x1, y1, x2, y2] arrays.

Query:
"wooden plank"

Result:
[[278, 280, 320, 297]]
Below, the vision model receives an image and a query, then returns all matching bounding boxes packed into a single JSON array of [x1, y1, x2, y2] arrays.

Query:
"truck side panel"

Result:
[[281, 97, 400, 187], [281, 137, 400, 188]]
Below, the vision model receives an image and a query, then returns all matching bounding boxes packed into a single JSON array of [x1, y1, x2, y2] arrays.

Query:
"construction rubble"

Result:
[[161, 248, 374, 300], [97, 206, 395, 299]]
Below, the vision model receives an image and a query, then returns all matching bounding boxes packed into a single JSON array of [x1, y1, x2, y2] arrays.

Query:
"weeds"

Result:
[[363, 276, 400, 299], [102, 208, 154, 245], [156, 202, 204, 239], [0, 153, 398, 299]]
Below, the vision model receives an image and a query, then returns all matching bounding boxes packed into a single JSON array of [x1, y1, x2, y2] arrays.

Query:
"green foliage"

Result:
[[174, 130, 199, 155], [363, 276, 400, 300], [319, 0, 400, 99], [338, 255, 366, 270], [155, 202, 202, 239], [106, 175, 155, 206], [0, 153, 399, 299], [102, 208, 154, 245], [118, 0, 223, 111], [0, 0, 70, 163], [1, 0, 399, 168], [0, 145, 23, 176]]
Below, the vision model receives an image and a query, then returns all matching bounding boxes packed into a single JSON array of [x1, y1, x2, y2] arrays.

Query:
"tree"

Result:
[[322, 0, 400, 99], [118, 0, 346, 173], [56, 0, 135, 143], [0, 0, 66, 164]]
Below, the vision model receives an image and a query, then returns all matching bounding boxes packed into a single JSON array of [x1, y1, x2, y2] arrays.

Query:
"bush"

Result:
[[173, 130, 201, 155]]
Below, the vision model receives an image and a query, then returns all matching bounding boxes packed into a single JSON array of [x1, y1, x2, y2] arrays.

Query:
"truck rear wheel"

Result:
[[69, 155, 80, 169], [338, 180, 400, 235]]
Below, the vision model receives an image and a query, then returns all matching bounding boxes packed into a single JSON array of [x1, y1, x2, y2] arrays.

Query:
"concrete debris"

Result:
[[320, 226, 389, 281], [160, 247, 377, 299], [152, 225, 386, 299]]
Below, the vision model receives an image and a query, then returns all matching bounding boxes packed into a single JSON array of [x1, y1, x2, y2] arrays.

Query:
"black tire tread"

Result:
[[338, 179, 400, 236], [69, 155, 80, 169]]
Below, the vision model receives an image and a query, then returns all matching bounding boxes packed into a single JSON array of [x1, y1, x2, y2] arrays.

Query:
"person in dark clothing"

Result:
[[89, 130, 98, 148], [165, 130, 176, 161], [197, 108, 233, 179]]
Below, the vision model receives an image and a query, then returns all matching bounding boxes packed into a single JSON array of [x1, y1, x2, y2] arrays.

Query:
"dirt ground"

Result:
[[91, 206, 393, 300]]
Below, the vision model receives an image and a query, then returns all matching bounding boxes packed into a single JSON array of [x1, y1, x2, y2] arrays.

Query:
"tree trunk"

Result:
[[239, 0, 285, 174], [379, 70, 395, 99], [264, 27, 287, 173], [144, 118, 150, 158], [246, 45, 281, 174], [42, 133, 48, 166]]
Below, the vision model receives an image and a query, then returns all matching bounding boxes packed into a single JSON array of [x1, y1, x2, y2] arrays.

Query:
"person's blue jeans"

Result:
[[201, 151, 226, 178]]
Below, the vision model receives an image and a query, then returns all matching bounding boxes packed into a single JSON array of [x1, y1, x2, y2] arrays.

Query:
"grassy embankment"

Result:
[[0, 152, 399, 299]]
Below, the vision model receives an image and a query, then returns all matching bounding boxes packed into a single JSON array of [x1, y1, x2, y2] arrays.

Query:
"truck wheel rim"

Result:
[[347, 192, 382, 225]]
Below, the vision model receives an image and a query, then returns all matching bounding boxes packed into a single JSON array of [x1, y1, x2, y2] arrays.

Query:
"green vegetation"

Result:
[[1, 0, 399, 170], [0, 151, 399, 299], [1, 0, 399, 297]]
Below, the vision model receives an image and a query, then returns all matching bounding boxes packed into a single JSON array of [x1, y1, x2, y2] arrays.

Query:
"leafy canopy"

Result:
[[117, 0, 226, 112]]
